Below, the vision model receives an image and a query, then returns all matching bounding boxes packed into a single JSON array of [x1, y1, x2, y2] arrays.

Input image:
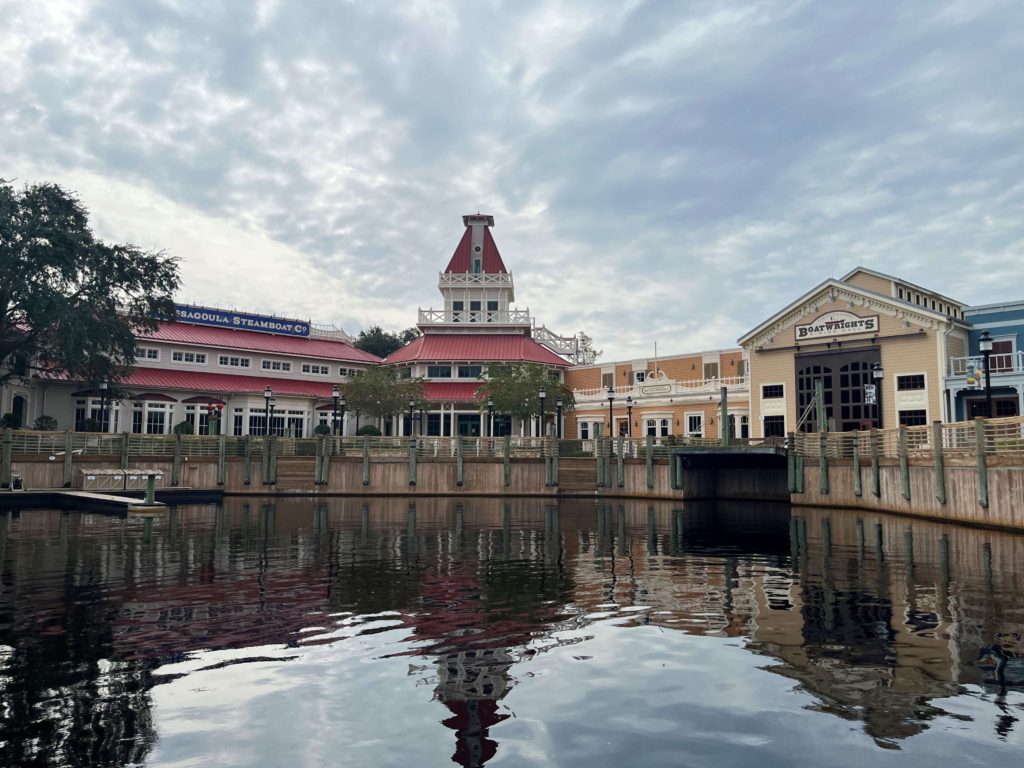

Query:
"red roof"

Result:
[[110, 368, 337, 398], [140, 322, 381, 364], [423, 382, 482, 402], [384, 334, 570, 366], [443, 227, 508, 274]]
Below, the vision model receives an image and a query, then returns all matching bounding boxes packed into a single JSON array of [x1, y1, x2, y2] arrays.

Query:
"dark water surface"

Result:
[[1, 497, 1022, 767]]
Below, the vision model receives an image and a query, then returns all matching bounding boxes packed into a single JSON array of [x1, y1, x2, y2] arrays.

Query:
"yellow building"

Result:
[[738, 267, 969, 437]]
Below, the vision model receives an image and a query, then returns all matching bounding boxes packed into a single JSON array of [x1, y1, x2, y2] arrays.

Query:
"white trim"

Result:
[[684, 411, 704, 437]]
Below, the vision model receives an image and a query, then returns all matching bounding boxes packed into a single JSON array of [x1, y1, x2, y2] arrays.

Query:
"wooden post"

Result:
[[217, 434, 226, 486], [243, 435, 252, 486], [795, 454, 804, 494], [898, 426, 910, 501], [362, 436, 371, 486], [63, 430, 74, 487], [456, 437, 464, 487], [932, 421, 945, 505], [0, 429, 11, 489], [670, 451, 679, 490], [552, 439, 559, 488], [408, 438, 417, 486], [120, 432, 130, 470], [645, 435, 654, 489], [596, 436, 605, 488], [171, 432, 183, 487], [852, 433, 862, 497], [267, 436, 278, 486], [503, 435, 511, 487], [323, 434, 333, 486], [975, 418, 988, 509], [818, 432, 829, 495], [870, 429, 880, 498], [786, 432, 796, 493], [616, 436, 624, 488]]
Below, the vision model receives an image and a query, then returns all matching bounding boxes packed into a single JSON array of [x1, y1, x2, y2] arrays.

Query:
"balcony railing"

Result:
[[438, 272, 514, 289], [949, 352, 1024, 377], [417, 308, 532, 325], [573, 375, 750, 401]]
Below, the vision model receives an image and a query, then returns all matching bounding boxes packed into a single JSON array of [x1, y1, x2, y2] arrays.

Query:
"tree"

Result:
[[576, 331, 602, 365], [343, 366, 426, 421], [353, 325, 422, 359], [0, 180, 180, 385], [173, 420, 194, 435], [475, 363, 574, 424]]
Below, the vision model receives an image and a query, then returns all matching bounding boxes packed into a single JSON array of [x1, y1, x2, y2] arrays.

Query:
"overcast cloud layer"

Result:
[[3, 0, 1022, 360]]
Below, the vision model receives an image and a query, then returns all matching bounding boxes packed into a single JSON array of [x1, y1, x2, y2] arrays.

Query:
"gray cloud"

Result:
[[2, 0, 1022, 359]]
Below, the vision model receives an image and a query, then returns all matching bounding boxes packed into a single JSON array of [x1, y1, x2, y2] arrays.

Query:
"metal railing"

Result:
[[949, 351, 1024, 376], [417, 308, 532, 325]]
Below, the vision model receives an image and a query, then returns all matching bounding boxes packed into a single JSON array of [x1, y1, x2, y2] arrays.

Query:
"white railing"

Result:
[[438, 272, 514, 289], [532, 325, 579, 359], [573, 375, 750, 400], [949, 352, 1024, 377], [417, 308, 533, 325]]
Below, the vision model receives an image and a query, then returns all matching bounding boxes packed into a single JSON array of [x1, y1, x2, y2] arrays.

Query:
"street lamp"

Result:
[[487, 396, 494, 437], [339, 393, 347, 437], [872, 363, 884, 429], [625, 395, 633, 438], [263, 386, 273, 435], [539, 386, 546, 438], [607, 386, 615, 438], [408, 398, 415, 436], [979, 330, 994, 418], [555, 398, 563, 439], [98, 382, 108, 436], [268, 398, 277, 436], [331, 384, 340, 436]]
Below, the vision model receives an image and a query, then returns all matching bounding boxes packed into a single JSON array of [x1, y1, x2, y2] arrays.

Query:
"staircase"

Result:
[[558, 459, 598, 492]]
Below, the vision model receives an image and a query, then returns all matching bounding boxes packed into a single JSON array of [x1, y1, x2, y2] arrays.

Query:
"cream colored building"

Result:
[[738, 267, 970, 437]]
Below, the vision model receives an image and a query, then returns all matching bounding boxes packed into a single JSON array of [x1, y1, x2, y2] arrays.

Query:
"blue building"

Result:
[[946, 300, 1024, 420]]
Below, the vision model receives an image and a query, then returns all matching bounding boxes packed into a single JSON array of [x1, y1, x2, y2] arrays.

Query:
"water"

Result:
[[1, 498, 1022, 767]]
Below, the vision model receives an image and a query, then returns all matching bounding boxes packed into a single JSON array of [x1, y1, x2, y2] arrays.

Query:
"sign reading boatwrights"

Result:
[[174, 305, 311, 337], [795, 311, 879, 341]]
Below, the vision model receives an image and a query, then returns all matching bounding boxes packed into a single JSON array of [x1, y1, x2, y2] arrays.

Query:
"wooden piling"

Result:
[[818, 432, 829, 495], [217, 434, 227, 486], [975, 418, 988, 509], [898, 426, 910, 501], [645, 435, 654, 489], [932, 421, 945, 505], [852, 433, 862, 497]]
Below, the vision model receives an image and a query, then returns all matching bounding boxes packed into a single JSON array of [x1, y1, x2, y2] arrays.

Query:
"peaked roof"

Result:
[[444, 227, 508, 274], [47, 368, 338, 398], [840, 266, 965, 307], [383, 334, 570, 366]]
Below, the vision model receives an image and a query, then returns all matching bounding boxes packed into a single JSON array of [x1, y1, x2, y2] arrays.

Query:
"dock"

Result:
[[0, 487, 221, 514]]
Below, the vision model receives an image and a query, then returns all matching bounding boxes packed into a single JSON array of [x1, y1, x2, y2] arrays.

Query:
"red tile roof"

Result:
[[140, 322, 382, 364], [443, 227, 508, 274], [384, 334, 570, 366], [423, 382, 483, 402], [111, 368, 338, 398]]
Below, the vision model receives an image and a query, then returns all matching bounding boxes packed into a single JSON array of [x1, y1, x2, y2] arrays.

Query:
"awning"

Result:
[[181, 395, 227, 405], [133, 392, 179, 402]]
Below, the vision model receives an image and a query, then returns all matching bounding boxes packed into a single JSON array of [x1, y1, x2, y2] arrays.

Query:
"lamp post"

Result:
[[555, 398, 563, 439], [607, 386, 615, 438], [98, 382, 108, 436], [487, 396, 494, 437], [339, 393, 347, 437], [539, 386, 546, 438], [408, 398, 415, 436], [268, 398, 277, 436], [625, 395, 633, 438], [331, 384, 340, 436], [263, 386, 273, 436], [872, 363, 884, 429], [979, 330, 994, 418]]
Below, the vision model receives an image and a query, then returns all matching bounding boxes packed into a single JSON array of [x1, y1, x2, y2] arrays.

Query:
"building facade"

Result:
[[945, 300, 1024, 420]]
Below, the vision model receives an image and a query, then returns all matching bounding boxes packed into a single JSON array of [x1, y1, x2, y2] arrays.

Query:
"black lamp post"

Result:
[[331, 384, 340, 436], [555, 398, 563, 439], [625, 395, 633, 438], [408, 398, 415, 436], [487, 396, 494, 437], [268, 398, 277, 436], [98, 382, 108, 436], [539, 386, 546, 437], [607, 386, 615, 438], [979, 330, 994, 418], [871, 363, 884, 429], [339, 393, 347, 436], [263, 386, 273, 436]]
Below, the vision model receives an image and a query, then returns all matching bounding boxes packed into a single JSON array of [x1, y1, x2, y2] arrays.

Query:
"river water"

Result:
[[0, 497, 1022, 767]]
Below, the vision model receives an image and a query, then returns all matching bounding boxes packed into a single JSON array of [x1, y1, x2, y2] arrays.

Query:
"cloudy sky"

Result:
[[3, 0, 1022, 360]]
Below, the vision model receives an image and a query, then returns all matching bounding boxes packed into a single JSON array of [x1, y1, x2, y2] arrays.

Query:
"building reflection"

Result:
[[1, 496, 1023, 763]]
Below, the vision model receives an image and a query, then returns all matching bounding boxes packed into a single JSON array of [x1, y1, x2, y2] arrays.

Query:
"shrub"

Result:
[[313, 423, 332, 436], [33, 415, 59, 431], [80, 418, 101, 433], [173, 420, 195, 435], [0, 413, 20, 429], [356, 424, 382, 436]]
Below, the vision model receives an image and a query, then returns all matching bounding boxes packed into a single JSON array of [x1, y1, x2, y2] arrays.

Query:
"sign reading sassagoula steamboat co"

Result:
[[794, 311, 879, 341], [174, 304, 311, 337]]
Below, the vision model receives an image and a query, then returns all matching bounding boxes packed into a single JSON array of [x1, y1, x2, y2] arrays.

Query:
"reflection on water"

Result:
[[1, 498, 1023, 767]]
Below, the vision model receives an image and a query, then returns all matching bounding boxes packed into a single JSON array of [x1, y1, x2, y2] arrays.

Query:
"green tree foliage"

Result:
[[0, 180, 180, 385], [33, 415, 58, 431], [343, 366, 426, 420], [576, 331, 602, 365], [475, 363, 574, 422], [353, 325, 421, 359], [173, 420, 194, 435]]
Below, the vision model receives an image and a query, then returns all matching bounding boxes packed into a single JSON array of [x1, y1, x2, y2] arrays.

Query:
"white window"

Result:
[[634, 371, 646, 383], [218, 355, 251, 368], [660, 418, 671, 437], [580, 422, 590, 439], [339, 367, 354, 377], [645, 419, 657, 437], [301, 363, 330, 375], [135, 347, 159, 360], [171, 350, 207, 364], [686, 413, 704, 437], [261, 360, 292, 372]]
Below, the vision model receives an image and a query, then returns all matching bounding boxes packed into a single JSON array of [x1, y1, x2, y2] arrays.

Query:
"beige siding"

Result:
[[842, 270, 893, 296]]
